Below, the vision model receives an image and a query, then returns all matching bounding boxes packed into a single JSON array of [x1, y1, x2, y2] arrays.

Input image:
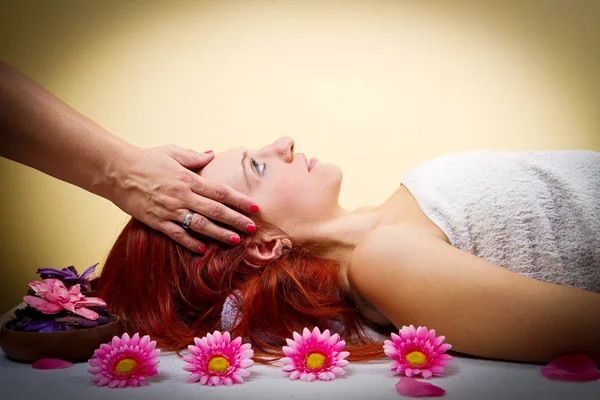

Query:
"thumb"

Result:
[[170, 148, 214, 169]]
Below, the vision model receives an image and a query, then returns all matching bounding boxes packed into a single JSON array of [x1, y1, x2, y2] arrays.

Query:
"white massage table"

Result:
[[1, 303, 599, 400]]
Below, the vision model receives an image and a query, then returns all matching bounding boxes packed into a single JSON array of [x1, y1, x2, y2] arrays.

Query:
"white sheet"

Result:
[[2, 304, 599, 400]]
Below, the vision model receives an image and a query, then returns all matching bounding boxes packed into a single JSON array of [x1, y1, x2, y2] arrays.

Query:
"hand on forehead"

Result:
[[199, 148, 250, 194]]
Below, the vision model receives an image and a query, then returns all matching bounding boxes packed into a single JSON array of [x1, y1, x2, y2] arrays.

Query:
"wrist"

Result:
[[93, 137, 141, 202]]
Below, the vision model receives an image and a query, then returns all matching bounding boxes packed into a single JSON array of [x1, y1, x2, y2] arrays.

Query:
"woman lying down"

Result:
[[98, 137, 600, 366]]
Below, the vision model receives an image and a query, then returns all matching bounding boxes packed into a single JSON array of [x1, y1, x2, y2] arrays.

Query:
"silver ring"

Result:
[[182, 212, 194, 230]]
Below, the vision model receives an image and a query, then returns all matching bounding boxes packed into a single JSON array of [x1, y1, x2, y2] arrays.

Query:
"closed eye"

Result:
[[251, 158, 266, 176]]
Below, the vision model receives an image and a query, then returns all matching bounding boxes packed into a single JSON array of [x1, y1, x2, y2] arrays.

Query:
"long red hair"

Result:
[[98, 218, 388, 364]]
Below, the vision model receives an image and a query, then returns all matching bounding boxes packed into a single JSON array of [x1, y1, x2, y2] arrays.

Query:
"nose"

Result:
[[269, 136, 295, 161]]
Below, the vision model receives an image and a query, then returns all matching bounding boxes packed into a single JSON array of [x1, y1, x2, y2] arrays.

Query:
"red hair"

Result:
[[98, 218, 388, 364]]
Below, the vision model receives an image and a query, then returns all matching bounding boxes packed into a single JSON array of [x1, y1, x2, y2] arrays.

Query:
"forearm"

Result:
[[0, 61, 137, 198]]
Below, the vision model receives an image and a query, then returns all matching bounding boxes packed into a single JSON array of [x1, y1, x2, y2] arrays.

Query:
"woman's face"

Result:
[[199, 137, 343, 238]]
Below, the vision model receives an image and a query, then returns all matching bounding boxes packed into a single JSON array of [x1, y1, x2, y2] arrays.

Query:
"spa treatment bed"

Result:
[[1, 303, 598, 400]]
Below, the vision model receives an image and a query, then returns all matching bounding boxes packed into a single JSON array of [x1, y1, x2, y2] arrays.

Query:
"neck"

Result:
[[305, 189, 410, 293]]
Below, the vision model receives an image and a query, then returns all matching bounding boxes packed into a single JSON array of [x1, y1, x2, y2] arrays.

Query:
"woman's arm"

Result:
[[0, 60, 136, 197], [348, 225, 600, 365], [0, 61, 259, 252]]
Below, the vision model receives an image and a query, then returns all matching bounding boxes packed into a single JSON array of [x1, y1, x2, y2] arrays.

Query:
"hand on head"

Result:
[[105, 144, 259, 253]]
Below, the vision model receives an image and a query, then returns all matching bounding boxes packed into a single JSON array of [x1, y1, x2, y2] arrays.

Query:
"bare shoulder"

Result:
[[348, 224, 441, 278], [345, 225, 442, 326], [348, 225, 600, 364]]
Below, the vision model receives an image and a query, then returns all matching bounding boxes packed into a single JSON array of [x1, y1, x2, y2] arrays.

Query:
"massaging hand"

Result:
[[107, 145, 258, 252], [0, 61, 258, 253]]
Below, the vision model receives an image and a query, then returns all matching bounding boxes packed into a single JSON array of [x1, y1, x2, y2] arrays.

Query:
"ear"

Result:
[[243, 238, 292, 269]]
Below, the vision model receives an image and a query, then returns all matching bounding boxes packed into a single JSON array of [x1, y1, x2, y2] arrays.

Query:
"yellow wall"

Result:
[[1, 0, 599, 313]]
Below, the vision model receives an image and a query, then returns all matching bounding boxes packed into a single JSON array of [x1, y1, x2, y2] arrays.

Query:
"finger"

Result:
[[161, 221, 208, 253], [167, 145, 215, 169], [181, 209, 243, 245], [193, 177, 260, 215], [190, 195, 257, 236]]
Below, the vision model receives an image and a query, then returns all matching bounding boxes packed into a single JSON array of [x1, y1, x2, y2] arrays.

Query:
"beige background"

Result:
[[1, 0, 599, 314]]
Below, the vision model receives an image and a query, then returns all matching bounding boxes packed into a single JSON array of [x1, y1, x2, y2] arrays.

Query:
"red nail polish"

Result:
[[245, 224, 256, 234], [203, 150, 213, 154], [199, 245, 207, 253], [249, 204, 259, 213], [229, 235, 240, 245]]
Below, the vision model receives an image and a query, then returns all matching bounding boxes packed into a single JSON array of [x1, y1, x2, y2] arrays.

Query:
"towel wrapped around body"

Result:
[[401, 149, 600, 293]]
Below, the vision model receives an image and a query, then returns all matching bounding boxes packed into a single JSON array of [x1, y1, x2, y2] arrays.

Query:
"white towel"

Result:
[[401, 149, 600, 293]]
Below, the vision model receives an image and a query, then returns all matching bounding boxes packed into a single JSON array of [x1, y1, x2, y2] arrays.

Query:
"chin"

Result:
[[319, 163, 343, 196], [315, 161, 342, 181]]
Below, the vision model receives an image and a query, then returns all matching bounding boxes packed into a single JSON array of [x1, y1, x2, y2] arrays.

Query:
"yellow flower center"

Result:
[[405, 351, 427, 366], [305, 352, 326, 369], [115, 358, 138, 374], [207, 356, 230, 373]]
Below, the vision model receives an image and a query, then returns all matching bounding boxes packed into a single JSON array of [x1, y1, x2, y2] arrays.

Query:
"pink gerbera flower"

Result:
[[88, 333, 160, 388], [384, 325, 453, 379], [280, 327, 349, 382], [182, 331, 254, 386]]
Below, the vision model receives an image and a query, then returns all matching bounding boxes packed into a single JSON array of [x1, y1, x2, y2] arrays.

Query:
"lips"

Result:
[[298, 153, 317, 172], [299, 153, 309, 170]]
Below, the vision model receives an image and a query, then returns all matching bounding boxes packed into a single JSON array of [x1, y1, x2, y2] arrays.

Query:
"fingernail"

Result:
[[249, 203, 259, 213], [245, 224, 256, 234], [203, 150, 213, 154], [229, 235, 241, 245], [199, 245, 207, 253]]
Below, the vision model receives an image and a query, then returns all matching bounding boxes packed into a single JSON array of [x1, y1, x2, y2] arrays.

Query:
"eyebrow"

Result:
[[241, 150, 251, 190]]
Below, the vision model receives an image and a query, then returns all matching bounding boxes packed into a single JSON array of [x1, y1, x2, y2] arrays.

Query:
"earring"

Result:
[[282, 244, 292, 254]]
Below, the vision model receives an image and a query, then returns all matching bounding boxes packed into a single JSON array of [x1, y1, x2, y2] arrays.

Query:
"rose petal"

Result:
[[396, 377, 446, 397], [32, 358, 74, 370], [541, 355, 600, 382]]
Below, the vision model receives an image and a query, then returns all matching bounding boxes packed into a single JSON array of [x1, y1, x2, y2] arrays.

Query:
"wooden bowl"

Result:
[[0, 315, 123, 363]]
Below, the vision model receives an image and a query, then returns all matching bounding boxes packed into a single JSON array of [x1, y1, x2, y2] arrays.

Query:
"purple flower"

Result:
[[37, 263, 98, 291], [25, 319, 59, 332], [7, 305, 113, 333]]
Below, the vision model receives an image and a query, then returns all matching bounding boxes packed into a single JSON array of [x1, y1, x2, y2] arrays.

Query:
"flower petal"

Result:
[[541, 355, 600, 382], [23, 296, 63, 314], [302, 327, 312, 340], [289, 370, 301, 380], [183, 364, 197, 373], [186, 373, 202, 383], [293, 331, 303, 342], [396, 377, 446, 397], [32, 358, 74, 370], [76, 297, 107, 308], [282, 346, 297, 357], [80, 263, 99, 280], [239, 359, 253, 368], [416, 326, 429, 341], [72, 306, 99, 320], [384, 348, 398, 359], [318, 372, 329, 381], [285, 338, 299, 350]]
